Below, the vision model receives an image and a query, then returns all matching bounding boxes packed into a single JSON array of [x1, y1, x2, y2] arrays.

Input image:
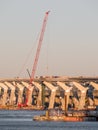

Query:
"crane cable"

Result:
[[17, 32, 40, 78]]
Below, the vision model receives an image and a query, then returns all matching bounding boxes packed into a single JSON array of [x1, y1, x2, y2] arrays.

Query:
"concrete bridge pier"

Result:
[[90, 82, 98, 105], [33, 82, 42, 107], [72, 97, 79, 109], [0, 86, 2, 105], [0, 83, 8, 106], [43, 81, 57, 109], [16, 83, 24, 106], [73, 82, 88, 110], [57, 82, 72, 110], [4, 82, 16, 105], [22, 82, 34, 106]]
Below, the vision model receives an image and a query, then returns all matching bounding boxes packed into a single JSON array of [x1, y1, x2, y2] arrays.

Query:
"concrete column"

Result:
[[43, 81, 57, 109], [0, 87, 1, 94], [79, 90, 87, 109], [0, 86, 2, 105], [73, 82, 88, 110], [22, 82, 34, 106], [4, 82, 16, 105], [90, 82, 98, 90], [88, 97, 94, 106], [16, 83, 24, 105], [0, 83, 8, 106], [90, 82, 98, 105], [33, 82, 42, 107], [72, 97, 79, 108], [57, 82, 72, 110]]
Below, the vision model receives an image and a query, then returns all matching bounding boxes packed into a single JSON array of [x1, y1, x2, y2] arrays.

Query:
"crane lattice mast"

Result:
[[30, 11, 50, 84]]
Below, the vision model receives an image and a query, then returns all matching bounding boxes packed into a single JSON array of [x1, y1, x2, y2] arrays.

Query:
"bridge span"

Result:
[[0, 76, 98, 110]]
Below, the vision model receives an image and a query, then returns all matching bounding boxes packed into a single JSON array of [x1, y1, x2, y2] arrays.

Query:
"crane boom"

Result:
[[18, 11, 50, 107], [30, 11, 50, 83]]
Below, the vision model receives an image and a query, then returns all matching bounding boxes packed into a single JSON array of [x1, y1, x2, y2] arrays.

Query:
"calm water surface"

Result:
[[0, 110, 98, 130]]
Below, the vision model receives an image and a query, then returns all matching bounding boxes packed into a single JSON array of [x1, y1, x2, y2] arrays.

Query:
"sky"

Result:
[[0, 0, 98, 78]]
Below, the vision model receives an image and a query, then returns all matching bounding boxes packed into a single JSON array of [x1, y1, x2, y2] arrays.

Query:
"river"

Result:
[[0, 110, 98, 130]]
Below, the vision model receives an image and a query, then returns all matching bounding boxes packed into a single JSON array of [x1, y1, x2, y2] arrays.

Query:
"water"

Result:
[[0, 110, 98, 130]]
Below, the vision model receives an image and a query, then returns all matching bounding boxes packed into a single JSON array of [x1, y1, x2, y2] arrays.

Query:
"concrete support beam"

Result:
[[4, 82, 16, 105], [0, 86, 2, 105], [57, 82, 72, 110], [22, 82, 34, 106], [88, 97, 94, 106], [32, 82, 42, 107], [73, 82, 87, 92], [21, 82, 29, 89], [43, 81, 57, 109], [0, 87, 1, 93], [90, 82, 98, 90], [79, 91, 87, 109], [90, 82, 98, 105], [72, 97, 79, 108], [0, 83, 8, 106], [16, 83, 24, 105], [73, 82, 88, 110]]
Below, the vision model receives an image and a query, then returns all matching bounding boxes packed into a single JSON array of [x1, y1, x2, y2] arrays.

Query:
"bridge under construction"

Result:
[[0, 76, 98, 110]]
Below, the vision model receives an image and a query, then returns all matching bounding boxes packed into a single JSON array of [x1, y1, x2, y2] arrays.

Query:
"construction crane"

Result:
[[25, 11, 50, 106], [30, 11, 50, 84]]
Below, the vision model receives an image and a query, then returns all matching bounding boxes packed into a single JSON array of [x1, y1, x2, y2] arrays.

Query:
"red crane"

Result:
[[30, 11, 50, 83], [22, 11, 50, 107]]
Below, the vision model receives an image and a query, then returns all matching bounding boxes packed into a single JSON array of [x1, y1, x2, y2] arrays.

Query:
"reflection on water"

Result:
[[0, 110, 98, 130]]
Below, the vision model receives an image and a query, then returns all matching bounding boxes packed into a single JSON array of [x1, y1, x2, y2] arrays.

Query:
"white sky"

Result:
[[0, 0, 98, 78]]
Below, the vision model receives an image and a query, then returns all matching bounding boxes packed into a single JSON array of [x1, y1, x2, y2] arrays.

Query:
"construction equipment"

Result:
[[30, 11, 50, 83], [24, 11, 50, 106]]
